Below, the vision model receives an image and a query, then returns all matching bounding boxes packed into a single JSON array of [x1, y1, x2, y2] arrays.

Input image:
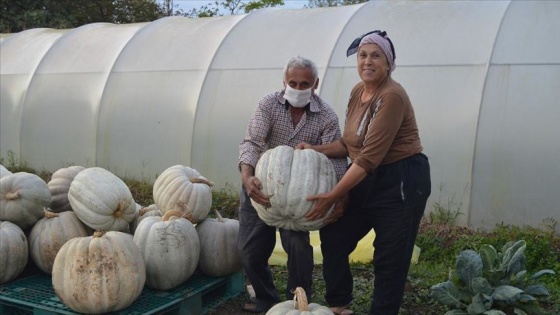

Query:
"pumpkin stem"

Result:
[[293, 287, 309, 311], [5, 191, 21, 200], [214, 209, 224, 222], [190, 177, 214, 187], [44, 208, 59, 219], [114, 200, 126, 217], [93, 231, 106, 238], [162, 210, 183, 221], [139, 205, 156, 216], [174, 201, 195, 223]]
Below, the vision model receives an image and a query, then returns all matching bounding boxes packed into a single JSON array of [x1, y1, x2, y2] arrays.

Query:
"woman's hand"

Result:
[[242, 175, 271, 207], [324, 195, 348, 224], [305, 192, 338, 221]]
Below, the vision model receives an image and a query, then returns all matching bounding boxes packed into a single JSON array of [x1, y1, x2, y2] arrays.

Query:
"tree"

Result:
[[184, 0, 284, 18], [305, 0, 368, 8], [0, 0, 167, 33]]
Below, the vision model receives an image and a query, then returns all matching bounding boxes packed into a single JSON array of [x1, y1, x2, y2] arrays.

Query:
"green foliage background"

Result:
[[0, 0, 370, 33], [0, 0, 167, 33]]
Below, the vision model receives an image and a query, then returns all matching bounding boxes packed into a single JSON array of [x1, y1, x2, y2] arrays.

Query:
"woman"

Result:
[[297, 30, 431, 315]]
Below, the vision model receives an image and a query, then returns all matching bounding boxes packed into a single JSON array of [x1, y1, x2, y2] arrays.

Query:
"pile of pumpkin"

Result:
[[0, 164, 241, 314]]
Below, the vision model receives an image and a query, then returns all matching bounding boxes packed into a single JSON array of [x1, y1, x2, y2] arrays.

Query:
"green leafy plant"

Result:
[[430, 240, 555, 314]]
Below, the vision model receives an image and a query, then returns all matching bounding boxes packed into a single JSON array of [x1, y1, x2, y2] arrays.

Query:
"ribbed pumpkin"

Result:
[[48, 165, 85, 212], [68, 167, 136, 231], [253, 146, 337, 231], [153, 165, 213, 223], [196, 210, 242, 277], [52, 231, 145, 314], [0, 164, 12, 178], [266, 287, 334, 315], [0, 172, 51, 230], [0, 220, 28, 284], [28, 210, 89, 274], [130, 204, 163, 235], [133, 210, 200, 290]]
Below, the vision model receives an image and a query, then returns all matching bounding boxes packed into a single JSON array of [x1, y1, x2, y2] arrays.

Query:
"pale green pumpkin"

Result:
[[28, 209, 89, 274], [0, 164, 12, 178], [133, 210, 200, 291], [253, 146, 337, 231], [266, 287, 334, 315], [0, 220, 28, 284], [130, 203, 163, 235], [68, 167, 136, 232], [52, 231, 145, 314], [195, 209, 241, 277], [0, 172, 51, 230], [48, 165, 85, 213], [153, 165, 213, 224]]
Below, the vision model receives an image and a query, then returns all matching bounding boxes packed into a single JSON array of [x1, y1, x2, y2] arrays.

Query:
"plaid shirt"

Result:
[[239, 90, 347, 181]]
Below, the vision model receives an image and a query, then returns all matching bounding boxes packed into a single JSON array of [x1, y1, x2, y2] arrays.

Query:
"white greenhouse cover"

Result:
[[1, 0, 559, 229]]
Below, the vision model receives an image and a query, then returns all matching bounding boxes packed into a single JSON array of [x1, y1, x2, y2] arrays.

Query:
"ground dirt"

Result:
[[207, 277, 438, 315]]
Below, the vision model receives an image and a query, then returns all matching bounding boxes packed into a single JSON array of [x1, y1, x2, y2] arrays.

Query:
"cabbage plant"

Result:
[[430, 240, 555, 315]]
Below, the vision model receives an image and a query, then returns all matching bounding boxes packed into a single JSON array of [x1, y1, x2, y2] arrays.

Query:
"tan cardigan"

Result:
[[341, 77, 423, 173]]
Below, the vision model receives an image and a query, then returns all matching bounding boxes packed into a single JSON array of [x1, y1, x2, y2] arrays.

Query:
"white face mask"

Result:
[[283, 85, 313, 108]]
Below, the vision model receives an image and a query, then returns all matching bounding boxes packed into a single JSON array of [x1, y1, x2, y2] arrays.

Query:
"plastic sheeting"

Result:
[[268, 230, 421, 265], [1, 1, 559, 229]]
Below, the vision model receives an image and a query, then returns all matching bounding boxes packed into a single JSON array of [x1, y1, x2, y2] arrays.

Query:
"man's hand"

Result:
[[242, 175, 271, 207]]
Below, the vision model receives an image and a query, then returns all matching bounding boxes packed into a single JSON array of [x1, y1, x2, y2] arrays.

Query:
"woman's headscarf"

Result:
[[346, 30, 396, 73]]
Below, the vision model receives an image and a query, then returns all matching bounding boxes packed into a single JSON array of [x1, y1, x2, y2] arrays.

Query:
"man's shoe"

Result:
[[241, 299, 276, 313]]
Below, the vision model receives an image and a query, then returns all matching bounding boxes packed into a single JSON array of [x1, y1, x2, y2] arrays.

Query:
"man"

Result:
[[237, 56, 347, 313]]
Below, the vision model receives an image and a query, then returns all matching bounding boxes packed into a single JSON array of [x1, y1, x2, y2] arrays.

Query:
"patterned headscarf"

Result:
[[346, 30, 396, 73]]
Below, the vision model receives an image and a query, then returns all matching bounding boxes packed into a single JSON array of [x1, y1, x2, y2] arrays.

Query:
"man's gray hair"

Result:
[[283, 56, 319, 82]]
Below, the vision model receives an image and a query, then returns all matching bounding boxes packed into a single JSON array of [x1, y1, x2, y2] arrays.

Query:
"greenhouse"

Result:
[[1, 0, 558, 229]]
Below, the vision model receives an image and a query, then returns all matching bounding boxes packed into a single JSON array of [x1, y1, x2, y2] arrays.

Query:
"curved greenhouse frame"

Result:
[[1, 0, 559, 229]]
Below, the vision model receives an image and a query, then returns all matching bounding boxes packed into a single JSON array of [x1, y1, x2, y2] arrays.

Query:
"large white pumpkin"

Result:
[[28, 210, 89, 274], [0, 220, 28, 284], [68, 167, 136, 231], [52, 231, 145, 314], [0, 172, 51, 230], [195, 210, 242, 277], [153, 165, 213, 224], [253, 146, 337, 231], [48, 165, 85, 212], [133, 210, 200, 291]]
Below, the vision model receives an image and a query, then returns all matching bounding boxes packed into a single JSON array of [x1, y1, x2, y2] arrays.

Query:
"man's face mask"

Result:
[[283, 85, 313, 108]]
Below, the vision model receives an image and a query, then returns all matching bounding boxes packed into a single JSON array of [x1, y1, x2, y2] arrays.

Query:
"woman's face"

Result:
[[357, 43, 389, 85]]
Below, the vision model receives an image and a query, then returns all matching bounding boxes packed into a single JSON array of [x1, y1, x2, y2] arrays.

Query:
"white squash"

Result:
[[52, 231, 145, 314], [0, 164, 12, 178], [266, 287, 334, 315], [28, 209, 89, 274], [68, 167, 136, 231], [48, 165, 85, 212], [0, 172, 51, 230], [153, 165, 213, 223], [130, 203, 163, 235], [0, 220, 28, 284], [196, 210, 242, 277], [253, 146, 337, 231], [133, 210, 200, 291]]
